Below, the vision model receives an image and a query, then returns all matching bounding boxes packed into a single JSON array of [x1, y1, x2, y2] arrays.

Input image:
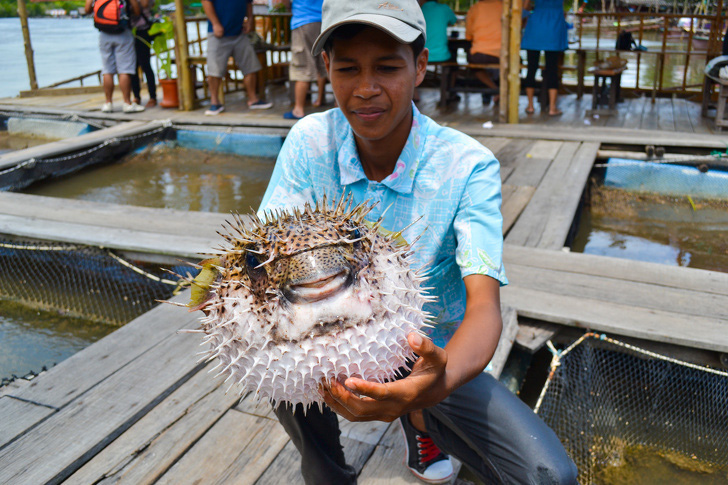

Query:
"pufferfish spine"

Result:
[[185, 195, 434, 411]]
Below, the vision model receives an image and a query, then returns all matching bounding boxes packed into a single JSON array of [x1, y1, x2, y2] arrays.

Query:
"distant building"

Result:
[[48, 8, 66, 17]]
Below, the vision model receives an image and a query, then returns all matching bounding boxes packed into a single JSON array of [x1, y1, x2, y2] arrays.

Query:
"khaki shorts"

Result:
[[289, 22, 327, 82], [207, 32, 262, 78]]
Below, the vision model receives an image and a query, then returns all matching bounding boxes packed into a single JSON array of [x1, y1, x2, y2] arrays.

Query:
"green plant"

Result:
[[148, 16, 175, 79]]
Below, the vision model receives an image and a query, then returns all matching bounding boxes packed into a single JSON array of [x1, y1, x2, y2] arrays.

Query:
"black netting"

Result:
[[536, 335, 728, 484], [0, 236, 182, 325]]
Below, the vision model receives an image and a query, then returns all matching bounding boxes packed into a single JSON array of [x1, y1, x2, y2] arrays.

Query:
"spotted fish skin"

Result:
[[188, 195, 432, 410]]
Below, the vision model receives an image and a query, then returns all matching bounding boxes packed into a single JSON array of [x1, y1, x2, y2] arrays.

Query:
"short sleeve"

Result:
[[453, 148, 508, 286], [448, 6, 457, 26], [257, 122, 315, 217]]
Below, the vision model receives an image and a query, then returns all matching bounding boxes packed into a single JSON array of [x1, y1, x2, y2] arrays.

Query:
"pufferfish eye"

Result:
[[245, 251, 267, 283], [350, 228, 361, 240]]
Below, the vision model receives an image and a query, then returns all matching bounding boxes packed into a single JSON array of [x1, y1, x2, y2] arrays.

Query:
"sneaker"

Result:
[[101, 102, 113, 113], [123, 102, 145, 113], [248, 99, 273, 110], [205, 104, 225, 116], [399, 415, 454, 484]]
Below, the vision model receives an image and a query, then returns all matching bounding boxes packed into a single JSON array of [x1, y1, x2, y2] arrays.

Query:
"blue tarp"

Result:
[[604, 158, 728, 199], [175, 130, 283, 159]]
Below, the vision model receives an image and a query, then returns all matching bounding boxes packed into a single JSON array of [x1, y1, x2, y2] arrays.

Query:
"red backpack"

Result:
[[93, 0, 128, 34]]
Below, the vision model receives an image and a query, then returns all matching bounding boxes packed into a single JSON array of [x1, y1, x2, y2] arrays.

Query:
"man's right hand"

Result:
[[212, 23, 224, 37]]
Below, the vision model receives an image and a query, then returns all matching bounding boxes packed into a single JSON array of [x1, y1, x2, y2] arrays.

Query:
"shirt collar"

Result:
[[336, 103, 425, 194]]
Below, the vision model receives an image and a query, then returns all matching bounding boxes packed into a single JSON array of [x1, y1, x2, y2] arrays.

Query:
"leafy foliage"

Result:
[[148, 15, 175, 79]]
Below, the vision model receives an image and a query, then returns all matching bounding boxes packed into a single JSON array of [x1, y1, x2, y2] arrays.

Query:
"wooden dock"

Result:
[[1, 87, 728, 484]]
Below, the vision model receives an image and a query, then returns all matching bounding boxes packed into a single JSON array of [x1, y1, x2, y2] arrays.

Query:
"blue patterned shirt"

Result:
[[259, 104, 507, 347]]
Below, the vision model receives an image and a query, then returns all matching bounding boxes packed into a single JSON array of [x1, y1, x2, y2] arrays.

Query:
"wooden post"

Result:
[[507, 0, 522, 123], [498, 0, 511, 123], [173, 0, 194, 111], [17, 0, 38, 91]]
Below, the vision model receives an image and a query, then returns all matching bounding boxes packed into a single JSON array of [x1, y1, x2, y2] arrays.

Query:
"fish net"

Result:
[[0, 235, 185, 325], [535, 333, 728, 484]]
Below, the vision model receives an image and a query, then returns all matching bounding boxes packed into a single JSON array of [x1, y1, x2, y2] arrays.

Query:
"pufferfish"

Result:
[[183, 195, 434, 410]]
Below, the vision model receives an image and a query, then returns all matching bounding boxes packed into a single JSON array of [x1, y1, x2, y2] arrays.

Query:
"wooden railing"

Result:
[[571, 12, 726, 96]]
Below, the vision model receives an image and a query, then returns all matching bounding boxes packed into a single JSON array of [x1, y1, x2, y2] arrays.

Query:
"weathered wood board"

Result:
[[0, 396, 55, 449]]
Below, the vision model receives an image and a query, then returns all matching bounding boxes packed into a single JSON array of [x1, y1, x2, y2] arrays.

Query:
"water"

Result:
[[0, 131, 60, 155], [0, 17, 101, 98], [570, 185, 728, 273], [23, 143, 276, 213], [0, 299, 114, 383]]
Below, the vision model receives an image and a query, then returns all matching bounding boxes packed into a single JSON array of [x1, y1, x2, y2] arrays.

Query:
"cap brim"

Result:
[[312, 13, 422, 56]]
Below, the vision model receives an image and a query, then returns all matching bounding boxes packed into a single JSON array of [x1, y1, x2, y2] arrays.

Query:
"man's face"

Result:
[[323, 27, 428, 144]]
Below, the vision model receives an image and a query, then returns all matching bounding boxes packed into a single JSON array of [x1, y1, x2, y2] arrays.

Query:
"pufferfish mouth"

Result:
[[284, 269, 351, 303]]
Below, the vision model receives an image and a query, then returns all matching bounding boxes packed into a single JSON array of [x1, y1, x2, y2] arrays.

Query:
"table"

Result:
[[588, 59, 627, 115]]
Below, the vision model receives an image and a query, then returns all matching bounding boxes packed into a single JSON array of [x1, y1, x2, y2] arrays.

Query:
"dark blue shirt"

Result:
[[207, 0, 250, 37]]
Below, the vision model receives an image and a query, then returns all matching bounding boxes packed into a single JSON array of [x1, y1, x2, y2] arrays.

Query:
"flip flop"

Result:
[[525, 107, 535, 114], [548, 110, 563, 116]]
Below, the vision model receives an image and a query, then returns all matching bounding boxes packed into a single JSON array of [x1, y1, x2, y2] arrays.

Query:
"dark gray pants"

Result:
[[274, 372, 578, 484]]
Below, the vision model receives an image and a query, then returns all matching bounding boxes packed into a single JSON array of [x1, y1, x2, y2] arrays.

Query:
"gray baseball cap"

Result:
[[311, 0, 426, 56]]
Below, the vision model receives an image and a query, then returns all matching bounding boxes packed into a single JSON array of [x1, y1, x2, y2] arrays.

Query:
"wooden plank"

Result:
[[671, 96, 695, 133], [504, 157, 553, 188], [486, 306, 518, 378], [500, 184, 535, 235], [0, 302, 203, 484], [505, 262, 728, 321], [0, 213, 214, 259], [473, 136, 511, 155], [514, 321, 560, 353], [0, 192, 231, 237], [155, 409, 289, 485], [500, 285, 728, 353], [1, 291, 193, 414], [65, 361, 242, 485], [656, 96, 676, 132], [0, 396, 55, 449], [504, 245, 728, 297], [526, 140, 563, 160], [506, 142, 599, 249], [492, 138, 535, 168]]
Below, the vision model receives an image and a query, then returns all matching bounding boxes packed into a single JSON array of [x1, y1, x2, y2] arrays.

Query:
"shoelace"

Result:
[[416, 435, 442, 464]]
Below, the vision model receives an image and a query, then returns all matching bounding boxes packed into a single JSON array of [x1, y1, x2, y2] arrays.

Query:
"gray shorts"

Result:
[[207, 33, 262, 78], [289, 22, 327, 82], [99, 30, 136, 75]]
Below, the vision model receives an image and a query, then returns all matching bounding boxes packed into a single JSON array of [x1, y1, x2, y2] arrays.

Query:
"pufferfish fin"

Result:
[[188, 257, 222, 311]]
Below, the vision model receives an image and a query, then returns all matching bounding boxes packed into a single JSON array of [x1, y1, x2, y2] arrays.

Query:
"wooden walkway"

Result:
[[1, 93, 728, 484]]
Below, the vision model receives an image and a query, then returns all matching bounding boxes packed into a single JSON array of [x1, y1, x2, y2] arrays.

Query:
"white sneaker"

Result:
[[123, 102, 145, 113], [101, 102, 113, 113]]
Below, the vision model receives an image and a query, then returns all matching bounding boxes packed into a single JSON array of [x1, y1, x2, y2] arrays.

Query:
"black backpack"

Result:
[[616, 30, 635, 51]]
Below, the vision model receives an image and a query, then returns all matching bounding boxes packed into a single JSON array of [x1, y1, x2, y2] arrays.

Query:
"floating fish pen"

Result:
[[533, 333, 728, 484], [9, 125, 283, 213], [568, 153, 728, 273], [0, 113, 95, 155]]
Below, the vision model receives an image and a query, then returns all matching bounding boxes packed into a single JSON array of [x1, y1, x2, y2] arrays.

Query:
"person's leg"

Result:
[[231, 33, 267, 107], [131, 35, 143, 103], [314, 76, 327, 106], [138, 29, 157, 104], [103, 73, 115, 103], [544, 50, 561, 115], [524, 50, 540, 113], [243, 73, 260, 105], [208, 76, 222, 106], [292, 81, 310, 118], [423, 372, 578, 484], [206, 35, 229, 108], [119, 73, 132, 104], [274, 403, 357, 484]]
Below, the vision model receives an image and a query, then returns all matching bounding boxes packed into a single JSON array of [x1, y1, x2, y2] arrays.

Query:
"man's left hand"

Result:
[[321, 332, 449, 422]]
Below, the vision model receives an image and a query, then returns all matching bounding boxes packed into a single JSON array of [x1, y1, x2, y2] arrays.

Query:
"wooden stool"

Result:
[[587, 57, 627, 116]]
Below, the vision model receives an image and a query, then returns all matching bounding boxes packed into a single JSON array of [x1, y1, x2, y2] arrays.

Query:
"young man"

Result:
[[259, 0, 578, 483], [282, 0, 328, 120], [85, 0, 145, 113], [202, 0, 273, 115]]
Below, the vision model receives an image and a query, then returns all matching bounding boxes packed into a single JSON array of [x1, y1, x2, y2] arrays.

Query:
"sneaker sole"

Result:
[[398, 421, 455, 485], [249, 104, 272, 110]]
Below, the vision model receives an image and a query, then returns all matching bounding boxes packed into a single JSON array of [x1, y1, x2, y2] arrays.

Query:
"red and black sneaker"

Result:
[[399, 415, 454, 484]]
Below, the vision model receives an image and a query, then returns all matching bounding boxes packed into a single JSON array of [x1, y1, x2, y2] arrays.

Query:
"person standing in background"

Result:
[[130, 0, 157, 108], [282, 0, 328, 120], [202, 0, 273, 115], [464, 0, 502, 105], [420, 0, 457, 63], [521, 0, 568, 116]]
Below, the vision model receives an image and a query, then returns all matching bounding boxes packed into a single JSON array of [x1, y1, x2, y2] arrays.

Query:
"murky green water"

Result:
[[595, 444, 728, 485], [0, 131, 59, 155], [23, 143, 276, 213], [571, 186, 728, 273], [0, 299, 115, 383]]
